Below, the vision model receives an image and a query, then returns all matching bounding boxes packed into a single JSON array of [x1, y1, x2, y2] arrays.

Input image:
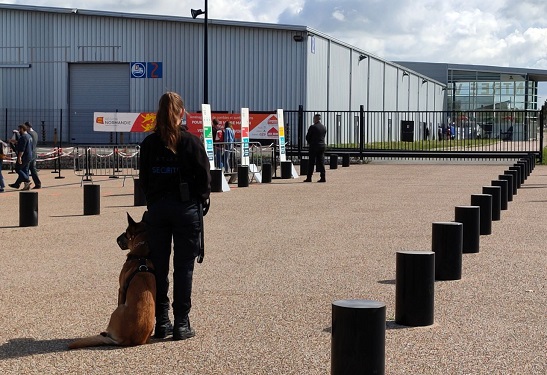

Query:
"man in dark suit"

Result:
[[304, 113, 327, 183]]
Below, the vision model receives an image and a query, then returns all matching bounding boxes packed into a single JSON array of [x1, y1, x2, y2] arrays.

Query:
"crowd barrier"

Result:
[[2, 146, 76, 178], [73, 145, 140, 185], [1, 141, 279, 186]]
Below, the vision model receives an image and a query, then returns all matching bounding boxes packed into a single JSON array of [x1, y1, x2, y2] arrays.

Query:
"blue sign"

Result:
[[130, 62, 163, 78], [130, 62, 146, 78], [147, 62, 163, 78]]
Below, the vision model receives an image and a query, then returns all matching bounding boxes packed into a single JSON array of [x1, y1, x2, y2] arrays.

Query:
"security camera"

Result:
[[71, 9, 78, 14]]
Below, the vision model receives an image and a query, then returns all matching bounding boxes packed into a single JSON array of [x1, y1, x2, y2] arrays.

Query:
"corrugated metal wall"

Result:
[[1, 5, 446, 144], [306, 35, 329, 110], [0, 7, 308, 140]]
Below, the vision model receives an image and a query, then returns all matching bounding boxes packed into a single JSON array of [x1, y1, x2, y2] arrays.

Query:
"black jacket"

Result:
[[139, 129, 211, 205], [306, 122, 327, 148]]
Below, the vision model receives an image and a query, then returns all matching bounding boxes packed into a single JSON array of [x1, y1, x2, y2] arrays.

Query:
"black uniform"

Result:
[[305, 121, 327, 181], [139, 128, 211, 328]]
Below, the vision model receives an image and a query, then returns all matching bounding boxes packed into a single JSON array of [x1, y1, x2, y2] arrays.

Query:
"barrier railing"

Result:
[[73, 144, 140, 185], [2, 146, 76, 178], [213, 141, 266, 182]]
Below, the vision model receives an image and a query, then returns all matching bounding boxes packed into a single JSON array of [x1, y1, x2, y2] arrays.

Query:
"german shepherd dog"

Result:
[[68, 212, 156, 349]]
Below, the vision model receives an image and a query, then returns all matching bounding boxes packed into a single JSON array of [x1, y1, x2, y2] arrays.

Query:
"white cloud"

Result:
[[5, 0, 547, 91]]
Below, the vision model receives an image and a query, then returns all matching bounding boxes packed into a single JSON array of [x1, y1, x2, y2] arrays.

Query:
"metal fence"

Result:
[[3, 106, 545, 163], [73, 145, 140, 185], [285, 106, 546, 161]]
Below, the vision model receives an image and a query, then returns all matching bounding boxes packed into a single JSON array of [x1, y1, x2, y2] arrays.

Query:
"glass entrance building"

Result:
[[394, 62, 547, 111]]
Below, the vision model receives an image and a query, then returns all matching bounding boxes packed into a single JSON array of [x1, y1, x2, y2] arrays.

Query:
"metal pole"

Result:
[[204, 0, 208, 104], [55, 108, 65, 179], [297, 104, 303, 160]]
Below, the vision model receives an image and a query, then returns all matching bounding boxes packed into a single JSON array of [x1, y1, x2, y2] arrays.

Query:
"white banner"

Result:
[[201, 104, 215, 170], [276, 109, 286, 162], [241, 108, 250, 166], [93, 112, 143, 132]]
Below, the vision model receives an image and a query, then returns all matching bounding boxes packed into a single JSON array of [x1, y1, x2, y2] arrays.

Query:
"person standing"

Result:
[[304, 113, 327, 183], [139, 92, 211, 341], [213, 119, 224, 169], [223, 121, 235, 173], [8, 124, 33, 190], [25, 122, 42, 189]]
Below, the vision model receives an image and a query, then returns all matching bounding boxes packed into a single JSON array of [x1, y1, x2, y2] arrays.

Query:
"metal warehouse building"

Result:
[[0, 4, 444, 145]]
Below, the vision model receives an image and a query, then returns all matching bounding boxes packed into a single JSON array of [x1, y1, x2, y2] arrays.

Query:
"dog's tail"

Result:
[[68, 332, 117, 349]]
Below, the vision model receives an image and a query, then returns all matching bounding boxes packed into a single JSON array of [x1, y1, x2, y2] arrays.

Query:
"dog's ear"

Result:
[[127, 212, 136, 226]]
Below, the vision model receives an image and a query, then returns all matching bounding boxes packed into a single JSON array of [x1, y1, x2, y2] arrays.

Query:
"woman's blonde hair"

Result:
[[154, 92, 184, 153]]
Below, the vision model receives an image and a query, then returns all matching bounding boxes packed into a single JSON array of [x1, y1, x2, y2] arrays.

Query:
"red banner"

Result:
[[129, 112, 279, 140]]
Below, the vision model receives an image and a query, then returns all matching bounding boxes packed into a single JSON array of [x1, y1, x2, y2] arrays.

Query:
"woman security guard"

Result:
[[139, 92, 211, 340]]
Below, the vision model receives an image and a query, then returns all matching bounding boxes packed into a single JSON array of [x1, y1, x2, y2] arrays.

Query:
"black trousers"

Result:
[[147, 197, 200, 320], [307, 145, 326, 179]]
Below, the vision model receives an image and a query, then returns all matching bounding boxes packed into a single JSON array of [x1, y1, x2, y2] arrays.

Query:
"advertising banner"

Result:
[[240, 108, 250, 166], [200, 104, 215, 170], [94, 111, 281, 140], [276, 109, 286, 162]]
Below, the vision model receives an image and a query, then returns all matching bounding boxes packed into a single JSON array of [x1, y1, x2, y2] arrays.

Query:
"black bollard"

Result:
[[331, 299, 386, 375], [454, 206, 480, 253], [518, 159, 530, 177], [281, 161, 293, 179], [471, 194, 492, 235], [83, 184, 100, 215], [300, 158, 308, 176], [508, 166, 522, 188], [529, 154, 535, 170], [133, 178, 146, 206], [238, 165, 249, 187], [210, 169, 223, 192], [491, 179, 508, 210], [19, 191, 39, 227], [517, 161, 528, 180], [342, 154, 350, 167], [395, 251, 435, 326], [262, 163, 272, 183], [330, 154, 338, 169], [503, 170, 518, 196], [482, 186, 501, 221], [509, 163, 526, 187], [432, 222, 463, 280], [498, 174, 514, 202], [521, 159, 531, 176]]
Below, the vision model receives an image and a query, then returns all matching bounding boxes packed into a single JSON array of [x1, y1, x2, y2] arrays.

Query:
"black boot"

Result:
[[153, 304, 173, 339], [318, 173, 326, 183], [173, 315, 195, 341]]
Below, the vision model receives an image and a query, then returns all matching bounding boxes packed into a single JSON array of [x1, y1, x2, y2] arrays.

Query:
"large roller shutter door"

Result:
[[69, 64, 129, 144]]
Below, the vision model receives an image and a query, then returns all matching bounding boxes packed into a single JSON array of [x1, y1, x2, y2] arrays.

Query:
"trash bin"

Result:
[[401, 121, 414, 142]]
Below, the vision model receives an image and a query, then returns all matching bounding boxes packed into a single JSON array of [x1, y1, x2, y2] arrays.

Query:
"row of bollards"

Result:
[[330, 154, 536, 375], [18, 177, 149, 226], [18, 152, 356, 222], [210, 152, 352, 190]]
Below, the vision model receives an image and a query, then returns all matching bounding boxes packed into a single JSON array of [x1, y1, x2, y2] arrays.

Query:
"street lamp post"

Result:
[[191, 1, 208, 104]]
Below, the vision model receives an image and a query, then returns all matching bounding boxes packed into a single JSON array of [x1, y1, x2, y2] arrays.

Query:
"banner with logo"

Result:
[[94, 111, 280, 140], [200, 104, 215, 170], [276, 109, 286, 162], [240, 108, 250, 166]]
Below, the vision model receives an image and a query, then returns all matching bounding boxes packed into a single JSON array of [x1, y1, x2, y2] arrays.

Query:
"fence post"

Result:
[[55, 108, 65, 179], [297, 104, 303, 160], [359, 104, 365, 160]]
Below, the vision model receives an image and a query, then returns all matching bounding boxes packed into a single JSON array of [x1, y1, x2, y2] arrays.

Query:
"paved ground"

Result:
[[0, 161, 545, 374]]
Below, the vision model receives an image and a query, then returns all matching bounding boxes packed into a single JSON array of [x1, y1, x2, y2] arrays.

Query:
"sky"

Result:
[[6, 0, 547, 102]]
